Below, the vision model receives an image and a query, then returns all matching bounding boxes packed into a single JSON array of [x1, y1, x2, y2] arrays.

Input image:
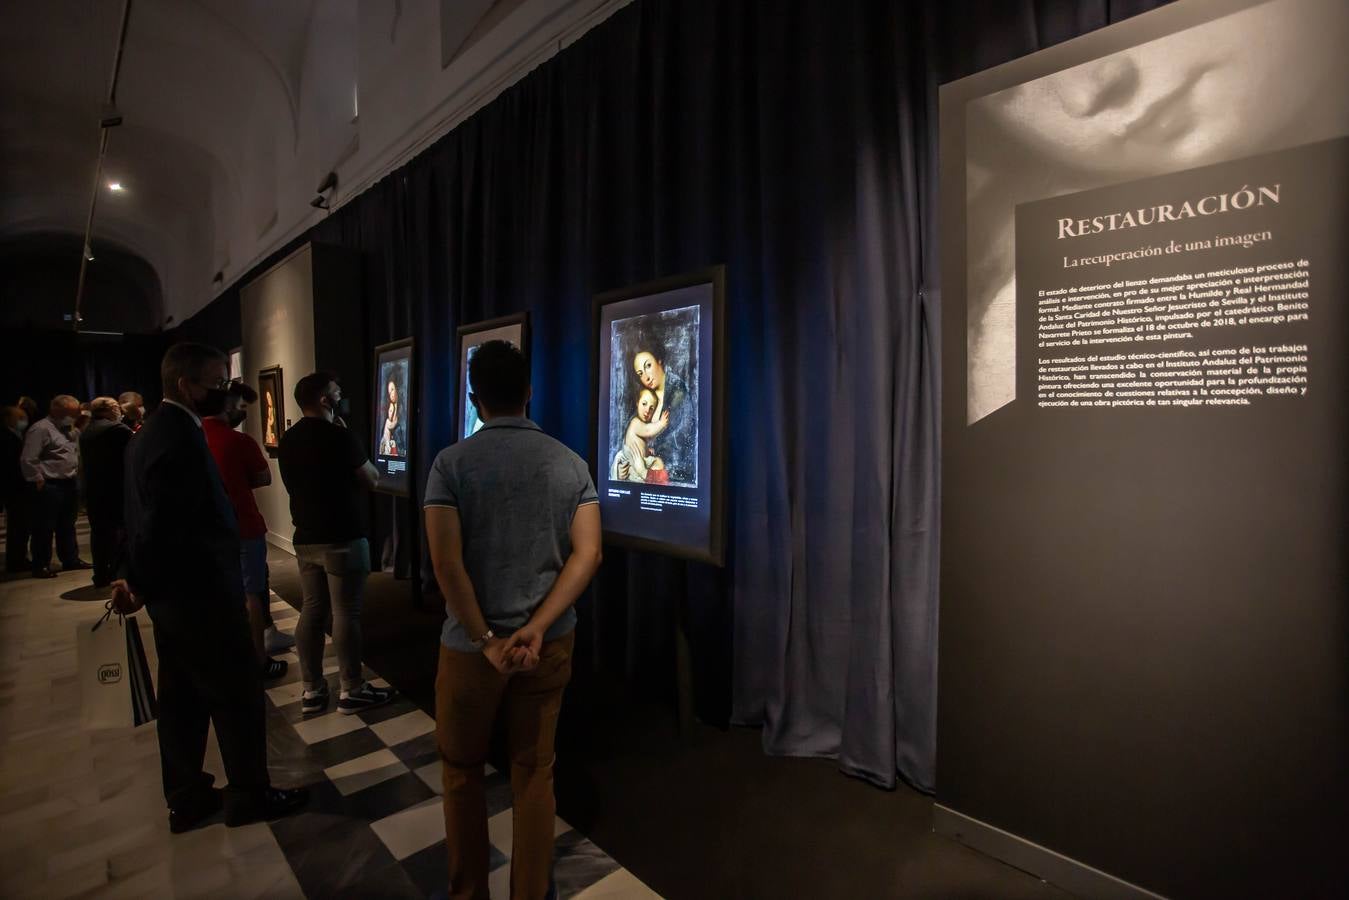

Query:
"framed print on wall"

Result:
[[257, 365, 285, 457], [371, 338, 414, 496], [592, 266, 726, 566], [455, 313, 530, 441]]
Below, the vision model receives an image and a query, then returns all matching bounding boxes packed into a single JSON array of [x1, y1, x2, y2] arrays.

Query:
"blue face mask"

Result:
[[54, 416, 74, 430], [14, 419, 27, 434]]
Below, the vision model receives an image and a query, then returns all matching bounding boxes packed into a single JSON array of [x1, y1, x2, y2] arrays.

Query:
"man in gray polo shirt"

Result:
[[424, 340, 602, 900]]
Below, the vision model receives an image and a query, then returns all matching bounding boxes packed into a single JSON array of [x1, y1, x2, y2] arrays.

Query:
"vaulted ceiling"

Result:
[[0, 0, 627, 331]]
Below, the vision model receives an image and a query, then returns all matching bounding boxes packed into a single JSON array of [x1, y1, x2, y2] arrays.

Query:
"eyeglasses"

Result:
[[195, 377, 233, 391]]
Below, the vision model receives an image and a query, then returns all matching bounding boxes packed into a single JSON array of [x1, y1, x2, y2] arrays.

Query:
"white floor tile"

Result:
[[290, 712, 365, 744], [573, 868, 664, 899], [484, 810, 572, 861], [369, 709, 435, 746], [264, 680, 306, 707], [370, 797, 444, 861], [324, 749, 408, 796], [413, 761, 441, 794]]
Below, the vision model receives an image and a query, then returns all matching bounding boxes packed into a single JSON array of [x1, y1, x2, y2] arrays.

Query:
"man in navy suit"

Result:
[[113, 342, 307, 833]]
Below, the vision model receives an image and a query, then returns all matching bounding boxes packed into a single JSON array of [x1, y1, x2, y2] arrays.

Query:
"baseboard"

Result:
[[265, 532, 295, 556], [932, 804, 1168, 900]]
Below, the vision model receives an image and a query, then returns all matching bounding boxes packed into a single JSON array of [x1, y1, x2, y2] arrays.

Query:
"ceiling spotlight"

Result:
[[108, 182, 123, 192]]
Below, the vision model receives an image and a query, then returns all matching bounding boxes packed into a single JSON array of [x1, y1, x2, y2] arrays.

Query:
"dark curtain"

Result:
[[0, 327, 163, 410], [273, 0, 942, 791], [153, 0, 1170, 793], [171, 288, 241, 354]]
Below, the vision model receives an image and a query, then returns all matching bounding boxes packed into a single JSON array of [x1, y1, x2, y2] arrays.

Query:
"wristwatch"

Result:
[[470, 629, 496, 651]]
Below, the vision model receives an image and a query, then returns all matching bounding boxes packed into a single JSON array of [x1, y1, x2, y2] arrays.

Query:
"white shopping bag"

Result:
[[77, 606, 157, 730]]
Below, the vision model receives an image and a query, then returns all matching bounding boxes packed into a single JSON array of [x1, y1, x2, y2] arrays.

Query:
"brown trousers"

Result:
[[435, 632, 574, 900]]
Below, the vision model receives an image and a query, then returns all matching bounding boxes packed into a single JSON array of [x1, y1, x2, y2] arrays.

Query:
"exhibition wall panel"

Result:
[[939, 1, 1348, 897], [239, 244, 318, 552]]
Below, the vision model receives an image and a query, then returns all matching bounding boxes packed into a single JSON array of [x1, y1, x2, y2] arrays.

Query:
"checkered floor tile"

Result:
[[261, 593, 660, 899]]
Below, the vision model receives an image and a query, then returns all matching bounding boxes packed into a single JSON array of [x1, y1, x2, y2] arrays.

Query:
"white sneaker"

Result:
[[265, 625, 295, 654]]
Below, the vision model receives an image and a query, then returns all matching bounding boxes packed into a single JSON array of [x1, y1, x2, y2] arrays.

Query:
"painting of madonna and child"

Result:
[[606, 305, 700, 489], [595, 267, 724, 564], [371, 338, 413, 495]]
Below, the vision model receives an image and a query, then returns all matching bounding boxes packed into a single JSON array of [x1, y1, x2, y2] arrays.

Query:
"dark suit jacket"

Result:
[[79, 419, 133, 521], [123, 403, 243, 616], [0, 427, 22, 506]]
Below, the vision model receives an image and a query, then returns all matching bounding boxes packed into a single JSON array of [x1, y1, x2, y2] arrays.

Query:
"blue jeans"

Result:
[[239, 537, 270, 596]]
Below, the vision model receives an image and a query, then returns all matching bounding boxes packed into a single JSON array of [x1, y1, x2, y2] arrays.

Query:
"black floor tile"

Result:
[[553, 829, 622, 899], [390, 731, 439, 767], [307, 726, 387, 769], [341, 771, 436, 822], [263, 701, 327, 788], [399, 841, 448, 897], [270, 810, 420, 899], [485, 771, 514, 819], [356, 695, 419, 726]]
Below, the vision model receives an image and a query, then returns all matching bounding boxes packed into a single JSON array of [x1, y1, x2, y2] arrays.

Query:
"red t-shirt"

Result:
[[203, 418, 269, 540]]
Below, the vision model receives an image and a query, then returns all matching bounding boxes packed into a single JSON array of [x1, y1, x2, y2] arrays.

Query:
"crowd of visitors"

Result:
[[3, 339, 599, 897]]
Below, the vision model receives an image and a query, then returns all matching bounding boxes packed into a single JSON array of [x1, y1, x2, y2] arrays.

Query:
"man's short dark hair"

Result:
[[294, 371, 338, 409], [469, 341, 530, 414], [161, 342, 227, 395], [228, 381, 259, 403]]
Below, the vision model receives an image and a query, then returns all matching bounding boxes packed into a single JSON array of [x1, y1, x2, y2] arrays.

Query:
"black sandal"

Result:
[[262, 657, 288, 680]]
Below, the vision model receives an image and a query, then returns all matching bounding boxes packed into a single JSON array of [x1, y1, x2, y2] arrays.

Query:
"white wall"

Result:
[[189, 0, 633, 327], [239, 244, 316, 552]]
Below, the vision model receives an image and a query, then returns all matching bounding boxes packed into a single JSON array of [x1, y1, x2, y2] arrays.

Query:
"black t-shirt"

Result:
[[278, 417, 369, 545]]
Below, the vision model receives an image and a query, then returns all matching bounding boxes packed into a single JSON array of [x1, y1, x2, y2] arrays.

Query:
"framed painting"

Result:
[[456, 313, 530, 441], [592, 266, 726, 565], [372, 337, 414, 496], [257, 365, 285, 457]]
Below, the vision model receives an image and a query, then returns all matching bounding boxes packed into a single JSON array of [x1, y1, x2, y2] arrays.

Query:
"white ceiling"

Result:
[[0, 0, 629, 330]]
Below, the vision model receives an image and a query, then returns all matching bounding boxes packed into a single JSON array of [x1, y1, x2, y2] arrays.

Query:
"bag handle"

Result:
[[91, 600, 124, 633]]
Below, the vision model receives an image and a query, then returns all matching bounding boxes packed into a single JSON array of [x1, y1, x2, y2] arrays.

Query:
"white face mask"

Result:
[[14, 419, 27, 434], [54, 416, 74, 430]]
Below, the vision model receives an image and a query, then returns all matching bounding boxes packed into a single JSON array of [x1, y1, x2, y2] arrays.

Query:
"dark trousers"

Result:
[[86, 507, 123, 586], [3, 491, 31, 570], [30, 478, 79, 570], [148, 600, 270, 811]]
